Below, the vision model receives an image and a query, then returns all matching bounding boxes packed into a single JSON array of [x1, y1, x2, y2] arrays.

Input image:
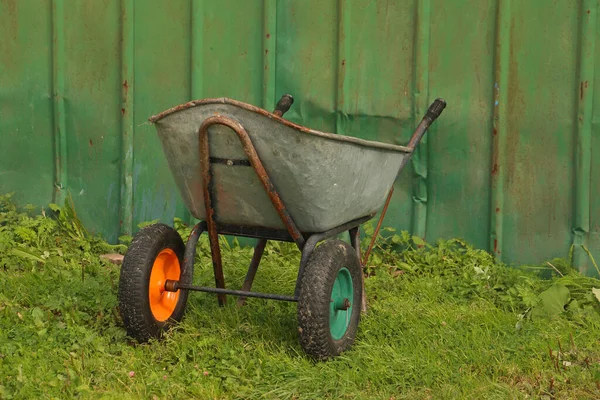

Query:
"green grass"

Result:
[[1, 193, 600, 399]]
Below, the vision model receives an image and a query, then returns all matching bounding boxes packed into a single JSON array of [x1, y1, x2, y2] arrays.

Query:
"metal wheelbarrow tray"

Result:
[[151, 97, 411, 233], [117, 94, 447, 360]]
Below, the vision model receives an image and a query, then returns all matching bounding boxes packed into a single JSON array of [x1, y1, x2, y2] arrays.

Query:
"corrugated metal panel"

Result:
[[0, 0, 598, 275]]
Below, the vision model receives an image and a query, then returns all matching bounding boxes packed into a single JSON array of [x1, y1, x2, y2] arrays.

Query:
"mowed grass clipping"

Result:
[[1, 193, 600, 399]]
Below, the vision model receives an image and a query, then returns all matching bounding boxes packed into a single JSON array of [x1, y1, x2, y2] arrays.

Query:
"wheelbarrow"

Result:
[[117, 94, 446, 360]]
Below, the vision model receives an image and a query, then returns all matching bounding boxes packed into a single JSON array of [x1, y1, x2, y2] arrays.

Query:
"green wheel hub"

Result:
[[329, 267, 353, 340]]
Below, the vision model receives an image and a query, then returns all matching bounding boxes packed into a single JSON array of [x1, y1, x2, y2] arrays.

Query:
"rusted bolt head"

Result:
[[335, 298, 351, 310], [164, 279, 179, 292]]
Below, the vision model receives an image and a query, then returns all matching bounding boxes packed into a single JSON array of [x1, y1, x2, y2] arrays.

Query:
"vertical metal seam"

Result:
[[191, 0, 203, 101], [51, 0, 67, 204], [262, 0, 276, 111], [572, 0, 597, 273], [335, 0, 350, 135], [411, 0, 431, 240], [120, 0, 134, 235], [490, 0, 511, 260], [187, 0, 204, 226]]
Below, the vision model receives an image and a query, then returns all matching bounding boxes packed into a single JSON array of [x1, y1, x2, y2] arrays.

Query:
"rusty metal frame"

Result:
[[171, 214, 371, 300], [237, 238, 268, 306], [199, 116, 305, 250], [170, 216, 372, 303], [196, 115, 309, 306], [167, 113, 375, 305], [362, 186, 394, 266]]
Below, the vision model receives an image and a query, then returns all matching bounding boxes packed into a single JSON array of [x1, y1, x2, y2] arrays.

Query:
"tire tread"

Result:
[[297, 239, 362, 360], [118, 223, 190, 342]]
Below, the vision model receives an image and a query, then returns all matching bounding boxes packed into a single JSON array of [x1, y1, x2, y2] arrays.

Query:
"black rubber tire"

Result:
[[297, 239, 363, 360], [118, 223, 192, 342]]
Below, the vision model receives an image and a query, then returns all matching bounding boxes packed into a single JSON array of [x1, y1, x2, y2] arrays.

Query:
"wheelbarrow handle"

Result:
[[364, 98, 447, 267], [273, 94, 294, 117], [407, 98, 447, 149], [425, 98, 447, 124]]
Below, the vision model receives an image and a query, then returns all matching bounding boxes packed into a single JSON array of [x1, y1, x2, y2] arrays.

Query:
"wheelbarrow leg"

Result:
[[198, 115, 228, 306], [206, 221, 227, 306], [349, 227, 367, 313], [237, 238, 268, 306]]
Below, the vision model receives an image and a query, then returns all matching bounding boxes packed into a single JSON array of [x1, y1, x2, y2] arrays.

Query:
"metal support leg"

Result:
[[206, 221, 227, 306], [183, 221, 207, 276], [295, 235, 321, 297], [293, 216, 373, 297], [350, 227, 367, 313], [363, 186, 394, 266], [199, 117, 227, 306], [349, 227, 361, 263], [237, 239, 268, 306]]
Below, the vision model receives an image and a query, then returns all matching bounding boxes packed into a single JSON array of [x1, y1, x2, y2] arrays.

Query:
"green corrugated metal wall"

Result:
[[1, 0, 598, 275]]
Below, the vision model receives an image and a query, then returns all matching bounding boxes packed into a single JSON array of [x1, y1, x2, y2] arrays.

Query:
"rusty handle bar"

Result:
[[407, 98, 447, 149], [273, 94, 294, 117], [199, 115, 306, 250], [363, 98, 447, 267]]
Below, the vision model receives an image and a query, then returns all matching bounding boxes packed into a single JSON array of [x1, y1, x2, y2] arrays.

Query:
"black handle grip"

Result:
[[425, 98, 447, 123], [273, 94, 294, 117], [406, 98, 448, 149]]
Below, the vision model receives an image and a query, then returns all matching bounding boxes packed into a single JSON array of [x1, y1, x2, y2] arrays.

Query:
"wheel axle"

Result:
[[164, 279, 179, 292], [334, 298, 351, 311], [163, 280, 298, 302]]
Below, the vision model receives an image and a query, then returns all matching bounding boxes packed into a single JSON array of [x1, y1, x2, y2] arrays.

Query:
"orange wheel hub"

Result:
[[149, 248, 181, 322]]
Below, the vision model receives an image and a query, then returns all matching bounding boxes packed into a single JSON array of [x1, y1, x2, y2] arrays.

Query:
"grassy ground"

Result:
[[1, 193, 600, 399]]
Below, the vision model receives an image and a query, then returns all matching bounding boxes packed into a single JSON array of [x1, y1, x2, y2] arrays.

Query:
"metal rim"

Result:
[[148, 248, 181, 322], [329, 267, 353, 340], [147, 97, 412, 153]]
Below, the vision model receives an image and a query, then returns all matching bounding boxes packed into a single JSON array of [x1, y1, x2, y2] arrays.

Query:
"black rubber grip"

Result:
[[425, 98, 447, 123], [273, 94, 294, 116]]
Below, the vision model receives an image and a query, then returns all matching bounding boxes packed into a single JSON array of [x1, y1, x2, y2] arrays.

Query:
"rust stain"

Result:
[[580, 81, 585, 100], [123, 80, 129, 96], [496, 207, 500, 213], [121, 108, 126, 116], [266, 33, 271, 39], [493, 239, 499, 254], [501, 15, 564, 257], [89, 139, 93, 146], [493, 128, 497, 136], [3, 0, 17, 29], [1, 0, 18, 68], [3, 0, 17, 13], [341, 59, 346, 66], [213, 181, 234, 212], [491, 163, 499, 175], [265, 49, 268, 55]]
